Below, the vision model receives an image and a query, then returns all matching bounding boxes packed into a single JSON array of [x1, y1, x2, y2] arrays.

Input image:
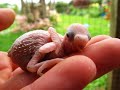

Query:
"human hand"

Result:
[[0, 52, 12, 84], [1, 35, 120, 90], [0, 8, 15, 84]]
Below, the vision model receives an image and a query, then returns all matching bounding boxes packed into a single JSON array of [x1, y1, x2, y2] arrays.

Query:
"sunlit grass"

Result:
[[54, 14, 110, 36], [0, 22, 24, 51]]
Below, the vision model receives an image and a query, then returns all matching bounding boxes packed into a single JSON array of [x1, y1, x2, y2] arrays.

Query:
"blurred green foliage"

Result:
[[0, 3, 19, 13], [55, 2, 68, 13], [90, 0, 102, 4], [84, 74, 108, 90], [55, 1, 105, 18]]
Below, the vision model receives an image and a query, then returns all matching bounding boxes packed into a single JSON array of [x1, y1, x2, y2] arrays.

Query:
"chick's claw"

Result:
[[27, 50, 44, 73], [37, 58, 64, 75], [27, 42, 57, 73]]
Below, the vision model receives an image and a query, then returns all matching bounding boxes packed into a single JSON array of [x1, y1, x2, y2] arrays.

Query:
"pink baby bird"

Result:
[[8, 23, 91, 75]]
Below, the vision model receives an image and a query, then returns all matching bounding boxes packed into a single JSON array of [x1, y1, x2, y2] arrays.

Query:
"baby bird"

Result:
[[8, 23, 90, 75]]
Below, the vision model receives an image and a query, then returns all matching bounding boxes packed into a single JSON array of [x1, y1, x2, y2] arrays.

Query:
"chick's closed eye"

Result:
[[66, 31, 75, 41]]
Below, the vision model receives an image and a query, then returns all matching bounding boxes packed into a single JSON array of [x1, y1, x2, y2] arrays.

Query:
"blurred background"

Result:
[[0, 0, 111, 90]]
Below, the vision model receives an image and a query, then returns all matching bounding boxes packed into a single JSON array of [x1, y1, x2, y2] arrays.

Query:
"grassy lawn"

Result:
[[54, 14, 110, 36], [0, 22, 25, 51], [0, 14, 110, 90]]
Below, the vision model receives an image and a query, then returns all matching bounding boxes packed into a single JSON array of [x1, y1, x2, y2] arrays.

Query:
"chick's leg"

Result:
[[37, 58, 64, 76], [27, 42, 57, 73], [27, 27, 63, 73], [36, 27, 64, 75]]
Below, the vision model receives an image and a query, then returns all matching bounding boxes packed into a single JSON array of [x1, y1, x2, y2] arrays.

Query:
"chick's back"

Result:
[[8, 30, 51, 71]]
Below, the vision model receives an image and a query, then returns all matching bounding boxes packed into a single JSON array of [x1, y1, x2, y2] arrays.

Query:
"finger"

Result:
[[0, 51, 18, 71], [0, 52, 12, 84], [0, 72, 39, 90], [21, 56, 96, 90], [86, 35, 111, 46], [0, 52, 11, 69], [11, 68, 24, 78], [0, 68, 12, 84], [82, 38, 120, 78], [0, 8, 15, 31]]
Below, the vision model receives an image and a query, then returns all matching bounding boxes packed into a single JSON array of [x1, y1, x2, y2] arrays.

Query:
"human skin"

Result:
[[0, 8, 16, 84], [1, 9, 120, 90], [0, 8, 15, 31]]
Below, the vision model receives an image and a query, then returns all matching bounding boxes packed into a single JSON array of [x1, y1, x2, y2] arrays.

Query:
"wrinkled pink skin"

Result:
[[8, 23, 90, 75]]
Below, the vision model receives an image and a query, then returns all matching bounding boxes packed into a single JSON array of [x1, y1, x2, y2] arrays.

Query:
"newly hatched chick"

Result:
[[8, 23, 90, 75]]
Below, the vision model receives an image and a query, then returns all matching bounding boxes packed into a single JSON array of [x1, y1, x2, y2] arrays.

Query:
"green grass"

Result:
[[0, 22, 25, 51], [0, 14, 110, 90], [0, 31, 24, 51], [54, 14, 110, 36], [84, 74, 108, 90]]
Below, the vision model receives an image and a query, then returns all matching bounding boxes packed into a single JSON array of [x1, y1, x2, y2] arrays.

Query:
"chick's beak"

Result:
[[74, 34, 89, 47]]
